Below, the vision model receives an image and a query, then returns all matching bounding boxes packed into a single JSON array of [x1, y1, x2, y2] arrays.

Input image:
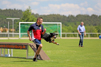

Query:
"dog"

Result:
[[34, 33, 59, 60], [41, 33, 59, 45]]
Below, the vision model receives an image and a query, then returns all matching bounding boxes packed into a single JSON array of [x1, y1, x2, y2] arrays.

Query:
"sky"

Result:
[[0, 0, 101, 16]]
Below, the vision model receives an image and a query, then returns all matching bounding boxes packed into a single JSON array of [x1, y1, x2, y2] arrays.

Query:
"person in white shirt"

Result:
[[77, 22, 86, 47]]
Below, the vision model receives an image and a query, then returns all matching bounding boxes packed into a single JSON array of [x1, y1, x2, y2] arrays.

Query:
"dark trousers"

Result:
[[79, 32, 84, 47]]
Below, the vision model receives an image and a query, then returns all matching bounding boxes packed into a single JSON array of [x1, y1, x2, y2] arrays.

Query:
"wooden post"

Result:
[[0, 49, 2, 56], [3, 49, 5, 56], [26, 45, 28, 58]]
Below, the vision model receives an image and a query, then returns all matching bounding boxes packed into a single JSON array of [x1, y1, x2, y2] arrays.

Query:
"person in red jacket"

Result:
[[27, 17, 46, 61]]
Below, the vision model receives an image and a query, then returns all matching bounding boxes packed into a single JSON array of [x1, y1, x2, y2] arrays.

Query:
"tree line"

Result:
[[0, 8, 101, 33]]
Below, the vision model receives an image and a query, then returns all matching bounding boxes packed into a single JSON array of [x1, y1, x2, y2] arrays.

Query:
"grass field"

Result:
[[0, 39, 101, 67]]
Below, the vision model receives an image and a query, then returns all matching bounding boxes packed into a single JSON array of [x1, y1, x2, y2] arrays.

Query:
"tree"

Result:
[[62, 24, 68, 32], [86, 25, 97, 33], [95, 26, 101, 33], [20, 7, 36, 22]]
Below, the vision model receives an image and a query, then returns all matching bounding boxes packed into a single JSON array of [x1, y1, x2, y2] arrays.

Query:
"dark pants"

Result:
[[79, 32, 84, 47], [36, 45, 39, 50]]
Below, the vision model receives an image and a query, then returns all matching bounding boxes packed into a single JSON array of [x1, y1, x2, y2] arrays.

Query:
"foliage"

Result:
[[0, 8, 101, 34], [20, 7, 36, 22]]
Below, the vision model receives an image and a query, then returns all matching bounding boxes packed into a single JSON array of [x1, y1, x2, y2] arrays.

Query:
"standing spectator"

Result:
[[77, 22, 86, 47]]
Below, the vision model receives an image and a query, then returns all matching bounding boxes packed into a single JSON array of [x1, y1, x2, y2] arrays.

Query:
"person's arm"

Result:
[[84, 31, 86, 36], [84, 26, 86, 36], [41, 26, 46, 35], [77, 25, 81, 35], [77, 30, 81, 35], [42, 28, 46, 35], [27, 31, 32, 41], [27, 25, 33, 41]]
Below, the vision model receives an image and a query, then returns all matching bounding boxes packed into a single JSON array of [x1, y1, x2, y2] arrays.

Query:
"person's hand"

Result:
[[84, 33, 86, 36], [79, 33, 81, 35], [29, 37, 32, 41], [44, 28, 46, 32], [42, 28, 46, 35]]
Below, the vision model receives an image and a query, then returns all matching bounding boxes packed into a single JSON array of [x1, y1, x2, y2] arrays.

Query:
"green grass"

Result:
[[0, 39, 101, 67]]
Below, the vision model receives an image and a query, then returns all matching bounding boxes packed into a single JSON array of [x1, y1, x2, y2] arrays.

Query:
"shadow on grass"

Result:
[[67, 46, 78, 47], [0, 56, 32, 60], [12, 61, 33, 62], [0, 56, 43, 62], [12, 59, 43, 62]]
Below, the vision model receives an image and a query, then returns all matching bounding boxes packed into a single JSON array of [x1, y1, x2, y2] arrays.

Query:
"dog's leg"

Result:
[[51, 41, 59, 45]]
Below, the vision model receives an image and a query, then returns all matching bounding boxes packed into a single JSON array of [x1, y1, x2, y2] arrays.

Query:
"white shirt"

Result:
[[77, 25, 85, 32]]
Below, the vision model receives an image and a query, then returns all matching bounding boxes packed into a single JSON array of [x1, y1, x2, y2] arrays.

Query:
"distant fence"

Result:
[[0, 32, 101, 39], [0, 33, 19, 38], [62, 33, 101, 37]]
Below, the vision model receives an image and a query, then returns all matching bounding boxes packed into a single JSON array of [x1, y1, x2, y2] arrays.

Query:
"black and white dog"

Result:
[[35, 33, 59, 60], [41, 33, 59, 45]]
